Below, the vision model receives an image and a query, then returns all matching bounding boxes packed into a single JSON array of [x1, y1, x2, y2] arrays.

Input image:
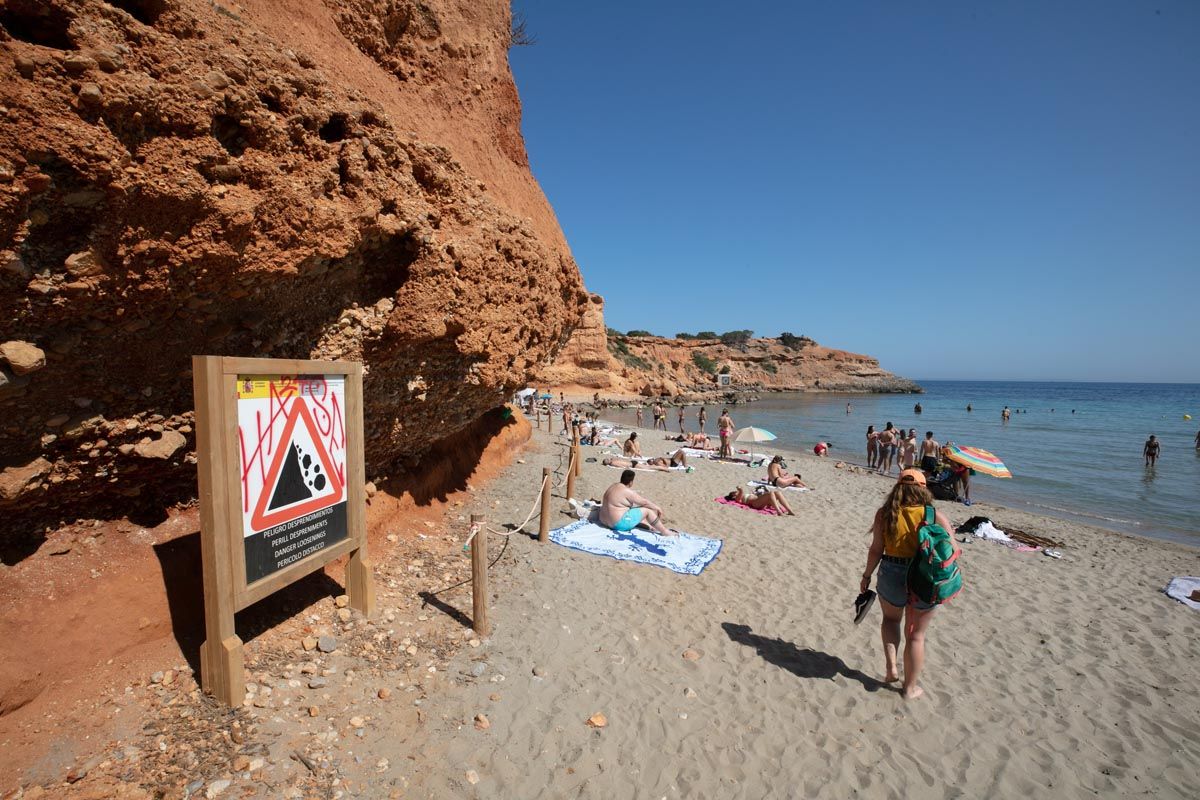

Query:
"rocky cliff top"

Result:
[[536, 297, 920, 398], [0, 0, 586, 544]]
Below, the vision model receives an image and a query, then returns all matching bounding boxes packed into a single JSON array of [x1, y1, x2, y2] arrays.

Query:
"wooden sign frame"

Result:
[[193, 356, 376, 706]]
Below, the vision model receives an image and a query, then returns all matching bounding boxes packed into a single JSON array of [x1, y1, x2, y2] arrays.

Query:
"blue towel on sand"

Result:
[[548, 520, 722, 575]]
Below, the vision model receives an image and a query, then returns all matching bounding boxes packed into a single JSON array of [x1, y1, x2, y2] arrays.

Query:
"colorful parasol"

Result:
[[943, 444, 1012, 478], [733, 426, 778, 445]]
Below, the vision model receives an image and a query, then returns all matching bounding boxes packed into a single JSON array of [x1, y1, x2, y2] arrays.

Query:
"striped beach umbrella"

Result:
[[944, 444, 1012, 478]]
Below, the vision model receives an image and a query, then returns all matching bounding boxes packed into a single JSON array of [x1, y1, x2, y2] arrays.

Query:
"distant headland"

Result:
[[535, 294, 921, 399]]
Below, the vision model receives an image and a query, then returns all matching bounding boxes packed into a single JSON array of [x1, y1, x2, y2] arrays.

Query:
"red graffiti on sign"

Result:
[[238, 376, 346, 514]]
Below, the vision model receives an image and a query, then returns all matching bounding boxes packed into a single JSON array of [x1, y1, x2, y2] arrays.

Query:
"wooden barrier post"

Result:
[[565, 448, 577, 504], [470, 514, 490, 635], [538, 467, 551, 542]]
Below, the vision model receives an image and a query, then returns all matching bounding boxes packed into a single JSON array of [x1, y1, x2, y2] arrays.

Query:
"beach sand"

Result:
[[370, 418, 1200, 798]]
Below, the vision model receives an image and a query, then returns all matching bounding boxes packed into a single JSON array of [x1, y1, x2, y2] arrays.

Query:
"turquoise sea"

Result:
[[601, 381, 1200, 548]]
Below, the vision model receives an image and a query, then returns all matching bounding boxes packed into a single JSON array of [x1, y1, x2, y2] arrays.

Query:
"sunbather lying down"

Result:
[[667, 432, 714, 449], [603, 449, 688, 471], [725, 486, 795, 515]]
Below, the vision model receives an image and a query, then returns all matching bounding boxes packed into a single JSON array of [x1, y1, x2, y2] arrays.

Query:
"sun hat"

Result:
[[898, 468, 927, 486]]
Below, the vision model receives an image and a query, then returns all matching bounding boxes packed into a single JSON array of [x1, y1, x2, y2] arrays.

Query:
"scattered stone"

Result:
[[301, 636, 318, 651], [377, 687, 391, 700], [488, 693, 501, 702], [474, 713, 490, 730], [206, 779, 231, 798], [468, 638, 481, 648], [308, 706, 319, 717], [133, 430, 186, 460], [365, 481, 377, 497], [684, 687, 698, 699], [0, 341, 46, 375], [531, 665, 546, 677], [586, 712, 608, 729], [150, 671, 164, 684], [682, 648, 702, 661], [465, 769, 480, 785], [336, 608, 352, 623], [232, 754, 251, 772], [64, 250, 105, 277], [308, 677, 328, 689], [349, 715, 365, 728], [317, 635, 337, 653], [334, 594, 349, 608], [78, 82, 102, 104], [470, 662, 487, 677], [0, 457, 52, 501]]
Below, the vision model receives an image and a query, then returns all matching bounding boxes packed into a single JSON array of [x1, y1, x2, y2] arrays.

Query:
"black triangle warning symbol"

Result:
[[269, 443, 315, 510]]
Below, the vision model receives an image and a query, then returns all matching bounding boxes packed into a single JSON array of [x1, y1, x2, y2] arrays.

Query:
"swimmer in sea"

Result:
[[1143, 435, 1160, 467]]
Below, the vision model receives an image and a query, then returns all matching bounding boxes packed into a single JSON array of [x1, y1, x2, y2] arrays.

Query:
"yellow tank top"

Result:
[[883, 505, 926, 558]]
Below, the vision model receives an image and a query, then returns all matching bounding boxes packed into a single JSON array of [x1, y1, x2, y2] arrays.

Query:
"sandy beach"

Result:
[[373, 415, 1200, 798]]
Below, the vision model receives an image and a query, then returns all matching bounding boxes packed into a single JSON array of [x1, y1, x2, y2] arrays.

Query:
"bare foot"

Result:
[[902, 685, 925, 700], [883, 672, 900, 684]]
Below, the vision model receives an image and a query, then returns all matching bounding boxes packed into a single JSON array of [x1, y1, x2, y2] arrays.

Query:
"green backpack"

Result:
[[906, 505, 964, 605]]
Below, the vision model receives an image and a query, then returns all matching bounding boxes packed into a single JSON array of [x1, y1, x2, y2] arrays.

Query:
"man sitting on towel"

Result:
[[600, 469, 676, 536]]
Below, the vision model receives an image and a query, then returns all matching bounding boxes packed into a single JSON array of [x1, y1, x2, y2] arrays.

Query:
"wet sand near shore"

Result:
[[360, 418, 1200, 798]]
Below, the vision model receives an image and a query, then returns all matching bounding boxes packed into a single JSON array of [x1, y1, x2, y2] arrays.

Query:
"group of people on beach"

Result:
[[866, 425, 972, 504]]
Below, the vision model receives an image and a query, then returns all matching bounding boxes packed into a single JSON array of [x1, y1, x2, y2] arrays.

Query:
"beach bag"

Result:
[[907, 505, 963, 605]]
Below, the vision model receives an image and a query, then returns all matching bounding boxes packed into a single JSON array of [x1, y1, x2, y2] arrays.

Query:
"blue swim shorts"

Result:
[[613, 507, 644, 532]]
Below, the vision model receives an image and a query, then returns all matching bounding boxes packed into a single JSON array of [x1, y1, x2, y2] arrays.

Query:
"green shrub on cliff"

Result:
[[695, 331, 718, 340], [692, 352, 718, 375]]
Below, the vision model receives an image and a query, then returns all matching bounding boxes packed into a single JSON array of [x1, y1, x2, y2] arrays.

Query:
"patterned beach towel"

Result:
[[548, 519, 722, 575]]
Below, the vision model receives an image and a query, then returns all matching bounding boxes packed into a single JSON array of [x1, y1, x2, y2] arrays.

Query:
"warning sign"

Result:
[[237, 375, 349, 584]]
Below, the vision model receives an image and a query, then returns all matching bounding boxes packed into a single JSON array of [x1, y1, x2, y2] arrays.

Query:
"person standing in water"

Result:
[[1001, 406, 1011, 423], [966, 403, 972, 413], [860, 469, 952, 700], [698, 406, 707, 433], [877, 423, 897, 475], [677, 405, 686, 433], [866, 425, 878, 470], [635, 405, 644, 428], [846, 402, 852, 415], [1144, 435, 1160, 466]]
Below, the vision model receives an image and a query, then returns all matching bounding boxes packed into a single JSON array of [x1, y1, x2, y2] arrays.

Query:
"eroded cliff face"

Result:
[[536, 296, 919, 397], [0, 0, 587, 540]]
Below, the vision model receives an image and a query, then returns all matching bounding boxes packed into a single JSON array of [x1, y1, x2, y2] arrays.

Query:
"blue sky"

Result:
[[509, 1, 1199, 383]]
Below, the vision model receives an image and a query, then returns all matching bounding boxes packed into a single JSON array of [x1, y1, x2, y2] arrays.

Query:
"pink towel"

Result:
[[714, 496, 779, 515]]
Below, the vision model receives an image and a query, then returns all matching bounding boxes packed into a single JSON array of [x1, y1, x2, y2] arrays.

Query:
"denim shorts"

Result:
[[877, 558, 935, 611]]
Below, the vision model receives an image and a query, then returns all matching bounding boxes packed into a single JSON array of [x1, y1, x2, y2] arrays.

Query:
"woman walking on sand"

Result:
[[860, 470, 951, 700]]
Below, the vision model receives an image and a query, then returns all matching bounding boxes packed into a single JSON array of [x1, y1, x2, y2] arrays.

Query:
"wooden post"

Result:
[[538, 467, 551, 542], [344, 365, 376, 618], [194, 356, 245, 707], [470, 514, 490, 635], [566, 448, 577, 504]]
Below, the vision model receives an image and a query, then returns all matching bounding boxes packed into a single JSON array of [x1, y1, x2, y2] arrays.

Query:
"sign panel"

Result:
[[236, 374, 349, 584]]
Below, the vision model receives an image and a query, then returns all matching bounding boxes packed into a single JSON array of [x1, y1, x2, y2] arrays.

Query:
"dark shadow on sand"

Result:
[[418, 591, 473, 629], [153, 531, 346, 678], [721, 622, 891, 693]]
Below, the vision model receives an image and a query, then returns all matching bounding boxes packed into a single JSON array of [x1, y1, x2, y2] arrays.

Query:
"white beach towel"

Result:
[[748, 480, 811, 493], [1164, 577, 1200, 610], [548, 519, 722, 575]]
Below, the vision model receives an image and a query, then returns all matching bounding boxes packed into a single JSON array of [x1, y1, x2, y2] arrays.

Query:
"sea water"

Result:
[[598, 381, 1200, 547]]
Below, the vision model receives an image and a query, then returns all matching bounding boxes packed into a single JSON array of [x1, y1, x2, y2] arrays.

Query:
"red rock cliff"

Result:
[[0, 0, 587, 540]]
